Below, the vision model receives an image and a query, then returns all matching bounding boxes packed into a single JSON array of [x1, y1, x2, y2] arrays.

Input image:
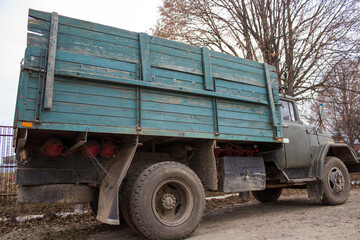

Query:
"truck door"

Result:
[[281, 100, 314, 169]]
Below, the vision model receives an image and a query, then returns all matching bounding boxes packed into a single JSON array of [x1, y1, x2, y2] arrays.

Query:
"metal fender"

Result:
[[96, 136, 138, 225], [309, 143, 359, 180]]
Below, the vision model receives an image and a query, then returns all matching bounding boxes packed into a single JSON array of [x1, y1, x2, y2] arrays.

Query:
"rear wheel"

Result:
[[321, 156, 350, 205], [252, 188, 282, 202], [130, 162, 205, 240], [120, 166, 150, 234]]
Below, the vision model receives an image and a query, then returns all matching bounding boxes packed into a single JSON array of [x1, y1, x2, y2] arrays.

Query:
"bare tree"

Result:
[[310, 57, 360, 148], [153, 0, 360, 99]]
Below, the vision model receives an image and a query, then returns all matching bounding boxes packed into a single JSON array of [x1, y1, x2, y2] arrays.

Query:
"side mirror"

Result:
[[319, 104, 325, 125]]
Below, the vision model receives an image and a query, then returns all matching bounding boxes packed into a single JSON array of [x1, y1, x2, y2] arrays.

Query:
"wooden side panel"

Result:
[[15, 9, 283, 142], [141, 89, 214, 134], [218, 99, 274, 138], [24, 75, 137, 128]]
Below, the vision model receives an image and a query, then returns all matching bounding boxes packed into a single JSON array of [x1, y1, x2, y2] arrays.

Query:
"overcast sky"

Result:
[[0, 0, 162, 126]]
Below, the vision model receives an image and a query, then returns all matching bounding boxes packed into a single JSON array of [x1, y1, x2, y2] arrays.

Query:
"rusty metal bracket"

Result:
[[96, 136, 138, 225]]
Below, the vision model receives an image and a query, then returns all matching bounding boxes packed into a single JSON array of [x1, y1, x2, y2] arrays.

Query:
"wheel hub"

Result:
[[329, 167, 345, 194], [152, 179, 194, 227], [161, 193, 177, 210]]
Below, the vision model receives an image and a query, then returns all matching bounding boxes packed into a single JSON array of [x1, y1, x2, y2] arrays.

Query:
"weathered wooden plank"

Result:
[[216, 86, 267, 103], [218, 109, 271, 122], [142, 100, 212, 115], [26, 91, 136, 115], [59, 24, 139, 49], [151, 35, 200, 54], [44, 12, 58, 109], [21, 109, 35, 122], [55, 61, 136, 81], [151, 76, 203, 91], [141, 89, 212, 108], [216, 78, 267, 95], [219, 125, 274, 137], [28, 16, 50, 33], [23, 46, 42, 64], [29, 9, 139, 40], [212, 65, 266, 87], [139, 33, 151, 81], [27, 77, 40, 89], [28, 19, 140, 50], [56, 34, 140, 63], [23, 99, 36, 111], [25, 97, 136, 119], [211, 55, 278, 79], [50, 102, 136, 119], [56, 51, 137, 73], [264, 63, 279, 137], [142, 110, 212, 125], [151, 67, 204, 85], [218, 117, 272, 130], [29, 9, 51, 21], [211, 50, 276, 72], [53, 78, 136, 100], [149, 42, 202, 62], [202, 47, 214, 91], [152, 64, 204, 90], [41, 111, 136, 127], [25, 88, 37, 101], [52, 91, 136, 109], [27, 32, 48, 48], [142, 119, 213, 133], [217, 99, 269, 115], [18, 70, 30, 121], [151, 52, 202, 75]]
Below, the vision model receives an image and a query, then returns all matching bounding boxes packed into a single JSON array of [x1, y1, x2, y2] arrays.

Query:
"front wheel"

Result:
[[130, 162, 205, 240], [321, 156, 350, 205]]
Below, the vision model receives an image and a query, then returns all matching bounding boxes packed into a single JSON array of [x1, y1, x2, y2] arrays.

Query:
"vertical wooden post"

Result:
[[44, 12, 59, 109], [264, 63, 279, 138], [202, 47, 214, 91], [139, 33, 151, 82]]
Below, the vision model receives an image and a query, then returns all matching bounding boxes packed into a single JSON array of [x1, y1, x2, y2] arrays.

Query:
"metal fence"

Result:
[[0, 126, 16, 208]]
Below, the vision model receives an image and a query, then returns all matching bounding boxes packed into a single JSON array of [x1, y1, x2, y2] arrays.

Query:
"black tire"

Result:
[[130, 162, 205, 240], [252, 188, 282, 203], [120, 166, 151, 234], [321, 156, 350, 205]]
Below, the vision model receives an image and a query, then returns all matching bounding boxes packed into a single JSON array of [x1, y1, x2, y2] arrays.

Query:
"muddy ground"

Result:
[[88, 189, 360, 240], [1, 177, 360, 240]]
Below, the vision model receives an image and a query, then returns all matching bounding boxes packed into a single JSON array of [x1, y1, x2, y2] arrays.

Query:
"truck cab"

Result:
[[260, 96, 359, 204]]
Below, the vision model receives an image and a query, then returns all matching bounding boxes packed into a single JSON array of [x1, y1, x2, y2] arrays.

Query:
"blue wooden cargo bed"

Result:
[[14, 9, 282, 143]]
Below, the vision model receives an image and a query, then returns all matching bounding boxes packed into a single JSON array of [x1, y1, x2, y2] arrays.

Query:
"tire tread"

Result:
[[131, 162, 205, 240]]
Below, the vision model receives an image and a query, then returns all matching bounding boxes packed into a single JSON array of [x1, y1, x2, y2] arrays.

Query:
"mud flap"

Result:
[[307, 182, 323, 200], [192, 140, 218, 191], [96, 136, 138, 225], [218, 156, 266, 192]]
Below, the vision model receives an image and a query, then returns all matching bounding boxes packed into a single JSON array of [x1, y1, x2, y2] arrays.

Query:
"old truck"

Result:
[[13, 9, 359, 240]]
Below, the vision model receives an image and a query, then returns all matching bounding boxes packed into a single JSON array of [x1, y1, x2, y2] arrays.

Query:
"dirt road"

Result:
[[89, 189, 360, 240]]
